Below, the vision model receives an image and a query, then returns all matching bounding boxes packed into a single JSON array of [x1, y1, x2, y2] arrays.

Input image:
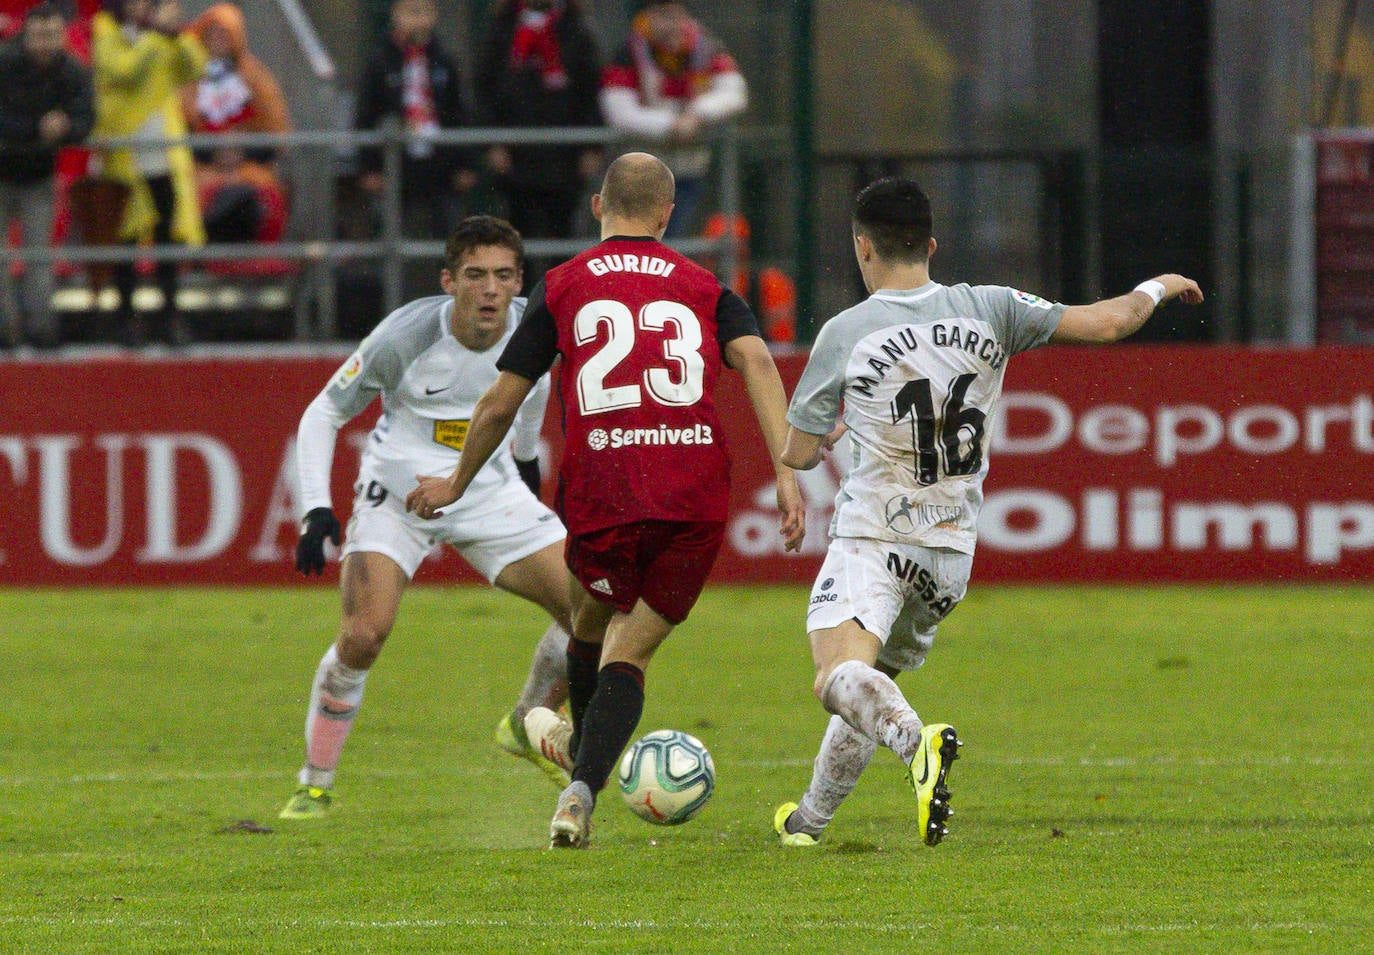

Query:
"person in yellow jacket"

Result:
[[92, 0, 206, 345]]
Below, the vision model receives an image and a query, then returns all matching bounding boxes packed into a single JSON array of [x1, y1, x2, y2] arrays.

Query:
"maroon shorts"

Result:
[[565, 520, 726, 625]]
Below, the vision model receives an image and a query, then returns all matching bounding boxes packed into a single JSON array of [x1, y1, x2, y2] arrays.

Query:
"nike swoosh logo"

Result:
[[424, 386, 451, 395], [915, 741, 932, 785]]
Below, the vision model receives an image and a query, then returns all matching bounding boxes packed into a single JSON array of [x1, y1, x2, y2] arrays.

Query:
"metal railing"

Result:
[[7, 124, 744, 341]]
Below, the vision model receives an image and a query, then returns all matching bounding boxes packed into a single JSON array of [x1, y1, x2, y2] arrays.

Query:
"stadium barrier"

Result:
[[2, 345, 1371, 586], [8, 125, 745, 340]]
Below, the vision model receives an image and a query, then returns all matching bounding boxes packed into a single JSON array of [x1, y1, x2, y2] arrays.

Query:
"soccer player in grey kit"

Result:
[[280, 217, 574, 819], [774, 177, 1203, 847]]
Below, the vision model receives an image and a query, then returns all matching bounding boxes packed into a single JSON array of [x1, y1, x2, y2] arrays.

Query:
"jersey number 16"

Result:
[[891, 373, 986, 485]]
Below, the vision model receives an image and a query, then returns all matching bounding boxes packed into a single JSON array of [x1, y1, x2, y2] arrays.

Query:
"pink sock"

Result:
[[300, 645, 369, 789]]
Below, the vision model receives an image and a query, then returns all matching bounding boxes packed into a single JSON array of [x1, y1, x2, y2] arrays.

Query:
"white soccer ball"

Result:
[[617, 729, 716, 825]]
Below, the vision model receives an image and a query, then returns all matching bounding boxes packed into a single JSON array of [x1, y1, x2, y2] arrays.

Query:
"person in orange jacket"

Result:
[[182, 2, 291, 245]]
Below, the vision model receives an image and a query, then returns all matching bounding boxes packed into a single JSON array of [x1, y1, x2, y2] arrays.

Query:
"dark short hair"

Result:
[[444, 216, 524, 272], [25, 1, 68, 25], [102, 0, 134, 23], [853, 177, 933, 263]]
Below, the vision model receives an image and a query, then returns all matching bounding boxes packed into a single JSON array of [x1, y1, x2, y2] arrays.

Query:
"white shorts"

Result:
[[807, 537, 973, 672], [341, 477, 565, 582]]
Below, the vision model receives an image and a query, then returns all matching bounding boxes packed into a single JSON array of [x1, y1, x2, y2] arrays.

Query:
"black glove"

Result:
[[295, 507, 341, 575], [515, 457, 541, 498]]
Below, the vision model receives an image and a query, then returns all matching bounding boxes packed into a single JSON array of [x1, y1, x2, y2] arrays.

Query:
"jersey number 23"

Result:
[[574, 299, 705, 414]]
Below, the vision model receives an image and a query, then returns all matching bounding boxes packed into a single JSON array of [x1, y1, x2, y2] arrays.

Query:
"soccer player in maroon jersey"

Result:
[[407, 151, 805, 847]]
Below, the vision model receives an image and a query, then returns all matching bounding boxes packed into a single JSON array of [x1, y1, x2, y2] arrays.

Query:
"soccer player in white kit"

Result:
[[279, 217, 575, 819], [774, 178, 1203, 847]]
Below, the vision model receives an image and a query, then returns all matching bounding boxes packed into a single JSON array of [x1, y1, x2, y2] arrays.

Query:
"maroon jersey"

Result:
[[498, 236, 761, 535]]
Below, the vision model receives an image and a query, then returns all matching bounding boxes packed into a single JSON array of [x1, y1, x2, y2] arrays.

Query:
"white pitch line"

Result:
[[0, 914, 1339, 936]]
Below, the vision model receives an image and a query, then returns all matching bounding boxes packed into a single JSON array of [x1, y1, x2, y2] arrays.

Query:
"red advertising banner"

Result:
[[1, 346, 1371, 586]]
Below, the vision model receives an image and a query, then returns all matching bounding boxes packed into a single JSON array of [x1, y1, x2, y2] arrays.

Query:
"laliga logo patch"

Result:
[[1012, 289, 1051, 309], [885, 494, 917, 534], [588, 428, 610, 451], [332, 352, 364, 388]]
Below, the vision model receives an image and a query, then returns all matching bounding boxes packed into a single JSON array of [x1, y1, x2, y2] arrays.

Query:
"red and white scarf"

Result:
[[509, 2, 568, 90], [400, 44, 438, 157]]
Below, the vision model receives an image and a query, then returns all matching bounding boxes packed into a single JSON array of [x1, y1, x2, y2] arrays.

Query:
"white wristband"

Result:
[[1134, 280, 1166, 307]]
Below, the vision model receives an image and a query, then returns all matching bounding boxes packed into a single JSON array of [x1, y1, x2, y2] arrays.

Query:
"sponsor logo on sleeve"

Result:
[[332, 352, 364, 389], [1011, 289, 1052, 309]]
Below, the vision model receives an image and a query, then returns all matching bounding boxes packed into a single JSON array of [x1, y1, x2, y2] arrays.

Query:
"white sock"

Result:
[[300, 644, 369, 790], [791, 714, 877, 837], [511, 623, 570, 728], [820, 659, 923, 762]]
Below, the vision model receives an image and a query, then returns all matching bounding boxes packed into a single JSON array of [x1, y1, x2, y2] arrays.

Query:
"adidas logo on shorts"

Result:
[[590, 578, 614, 596]]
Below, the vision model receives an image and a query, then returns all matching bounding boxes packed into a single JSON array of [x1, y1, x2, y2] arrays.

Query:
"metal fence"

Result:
[[7, 124, 744, 342]]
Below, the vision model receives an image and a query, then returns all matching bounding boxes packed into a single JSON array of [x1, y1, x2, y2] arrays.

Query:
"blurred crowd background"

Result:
[[2, 0, 1371, 349]]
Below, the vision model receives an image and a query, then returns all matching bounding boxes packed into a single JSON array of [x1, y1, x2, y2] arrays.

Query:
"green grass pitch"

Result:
[[4, 584, 1373, 952]]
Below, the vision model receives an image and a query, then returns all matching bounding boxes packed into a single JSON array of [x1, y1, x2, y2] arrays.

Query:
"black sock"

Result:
[[565, 637, 601, 755], [572, 661, 645, 795]]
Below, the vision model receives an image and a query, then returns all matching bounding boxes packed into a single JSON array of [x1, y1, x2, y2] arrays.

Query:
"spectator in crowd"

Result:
[[0, 0, 102, 279], [0, 1, 92, 349], [91, 0, 206, 346], [354, 0, 476, 243], [599, 0, 745, 238], [0, 0, 36, 39], [1, 0, 98, 56], [181, 2, 290, 246], [474, 0, 603, 279]]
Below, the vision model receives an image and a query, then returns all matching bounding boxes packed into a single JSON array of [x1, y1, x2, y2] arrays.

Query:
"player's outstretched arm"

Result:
[[1051, 274, 1204, 344], [406, 371, 535, 519], [725, 334, 806, 552]]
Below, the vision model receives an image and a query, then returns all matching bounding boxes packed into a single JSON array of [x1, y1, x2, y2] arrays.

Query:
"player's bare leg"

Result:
[[494, 540, 575, 636], [493, 540, 573, 720], [281, 551, 406, 819]]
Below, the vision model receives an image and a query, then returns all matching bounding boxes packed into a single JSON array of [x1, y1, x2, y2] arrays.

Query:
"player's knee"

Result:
[[338, 618, 390, 667]]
